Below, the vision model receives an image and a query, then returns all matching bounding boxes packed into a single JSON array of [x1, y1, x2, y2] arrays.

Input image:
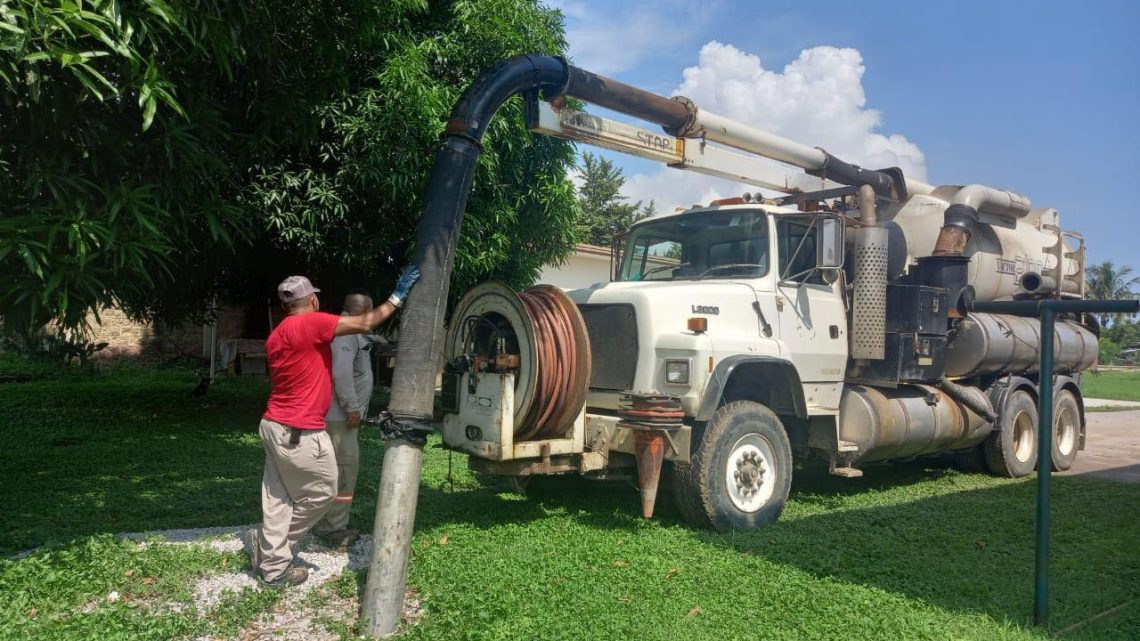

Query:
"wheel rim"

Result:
[[1012, 409, 1035, 463], [1055, 404, 1078, 457], [725, 433, 777, 512]]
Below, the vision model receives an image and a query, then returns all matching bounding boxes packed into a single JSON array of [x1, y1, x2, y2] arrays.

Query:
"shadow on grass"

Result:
[[708, 462, 1139, 635], [378, 454, 1138, 637], [400, 456, 962, 534], [0, 373, 268, 554]]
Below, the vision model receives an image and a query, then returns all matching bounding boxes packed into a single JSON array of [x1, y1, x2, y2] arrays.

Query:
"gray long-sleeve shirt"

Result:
[[325, 333, 382, 421]]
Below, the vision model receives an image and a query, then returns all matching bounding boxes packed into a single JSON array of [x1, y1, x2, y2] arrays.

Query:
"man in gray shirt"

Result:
[[313, 290, 383, 546]]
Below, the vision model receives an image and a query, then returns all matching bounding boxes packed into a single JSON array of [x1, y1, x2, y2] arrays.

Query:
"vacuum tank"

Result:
[[888, 189, 1084, 303]]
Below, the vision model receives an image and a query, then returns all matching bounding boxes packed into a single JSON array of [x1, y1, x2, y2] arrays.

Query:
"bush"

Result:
[[1098, 337, 1122, 365], [0, 330, 107, 376]]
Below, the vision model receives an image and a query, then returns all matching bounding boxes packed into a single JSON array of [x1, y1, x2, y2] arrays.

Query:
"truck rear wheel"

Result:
[[984, 389, 1038, 478], [1051, 390, 1081, 471], [672, 401, 792, 531]]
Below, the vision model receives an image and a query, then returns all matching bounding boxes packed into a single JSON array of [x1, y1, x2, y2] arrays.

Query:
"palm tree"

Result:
[[1086, 261, 1140, 325]]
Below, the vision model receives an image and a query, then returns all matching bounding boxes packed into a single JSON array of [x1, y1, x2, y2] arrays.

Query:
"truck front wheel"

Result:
[[672, 401, 793, 530]]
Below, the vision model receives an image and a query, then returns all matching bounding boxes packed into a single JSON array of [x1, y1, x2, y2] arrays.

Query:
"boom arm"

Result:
[[525, 98, 842, 195], [536, 64, 934, 200]]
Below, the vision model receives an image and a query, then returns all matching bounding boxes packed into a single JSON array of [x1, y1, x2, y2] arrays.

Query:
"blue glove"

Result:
[[388, 264, 421, 308]]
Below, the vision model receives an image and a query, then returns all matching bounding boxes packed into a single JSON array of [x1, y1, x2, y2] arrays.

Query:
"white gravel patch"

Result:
[[192, 533, 373, 610], [27, 525, 421, 639], [120, 524, 374, 611], [120, 525, 248, 553], [123, 520, 373, 606]]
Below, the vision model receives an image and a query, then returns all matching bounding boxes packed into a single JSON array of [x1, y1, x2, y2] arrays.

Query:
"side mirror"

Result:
[[816, 217, 845, 270]]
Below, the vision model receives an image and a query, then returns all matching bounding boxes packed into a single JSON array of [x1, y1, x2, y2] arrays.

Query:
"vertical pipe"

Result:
[[1034, 305, 1056, 626], [209, 323, 217, 382], [207, 298, 218, 382], [858, 184, 877, 225]]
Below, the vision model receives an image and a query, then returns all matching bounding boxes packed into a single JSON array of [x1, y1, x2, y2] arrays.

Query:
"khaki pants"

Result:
[[255, 418, 337, 581], [313, 420, 360, 535]]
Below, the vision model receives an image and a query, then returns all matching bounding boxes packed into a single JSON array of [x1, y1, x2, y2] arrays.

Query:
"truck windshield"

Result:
[[618, 209, 769, 282]]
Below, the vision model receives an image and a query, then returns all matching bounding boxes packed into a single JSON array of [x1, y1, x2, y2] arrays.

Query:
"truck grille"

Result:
[[578, 303, 638, 391]]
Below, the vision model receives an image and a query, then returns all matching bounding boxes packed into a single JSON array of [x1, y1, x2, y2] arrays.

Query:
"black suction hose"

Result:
[[387, 55, 570, 423], [363, 56, 570, 631]]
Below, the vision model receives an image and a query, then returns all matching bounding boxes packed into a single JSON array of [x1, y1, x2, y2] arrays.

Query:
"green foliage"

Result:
[[1085, 261, 1140, 325], [1, 0, 578, 336], [0, 350, 61, 380], [0, 330, 110, 376], [576, 152, 651, 247], [1102, 318, 1140, 350], [1098, 337, 1122, 365], [1, 0, 252, 332]]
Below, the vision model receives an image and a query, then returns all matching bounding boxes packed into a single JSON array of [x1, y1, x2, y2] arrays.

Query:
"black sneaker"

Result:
[[263, 565, 308, 589], [320, 528, 360, 547]]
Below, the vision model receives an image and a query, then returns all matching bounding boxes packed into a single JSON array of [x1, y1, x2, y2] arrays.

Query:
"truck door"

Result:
[[774, 216, 848, 407]]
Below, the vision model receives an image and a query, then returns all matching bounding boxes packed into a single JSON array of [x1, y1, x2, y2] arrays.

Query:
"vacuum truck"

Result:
[[436, 58, 1095, 531]]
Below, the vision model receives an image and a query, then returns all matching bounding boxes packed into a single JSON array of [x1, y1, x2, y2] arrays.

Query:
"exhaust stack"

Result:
[[851, 185, 888, 361]]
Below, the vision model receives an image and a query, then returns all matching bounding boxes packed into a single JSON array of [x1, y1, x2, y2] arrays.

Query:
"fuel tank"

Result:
[[945, 313, 1097, 377], [838, 384, 991, 465]]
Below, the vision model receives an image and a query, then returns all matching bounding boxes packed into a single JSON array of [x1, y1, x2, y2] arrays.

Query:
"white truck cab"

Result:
[[572, 204, 847, 419]]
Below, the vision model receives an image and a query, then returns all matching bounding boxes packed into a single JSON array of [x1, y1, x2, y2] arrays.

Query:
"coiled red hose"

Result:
[[515, 287, 582, 440]]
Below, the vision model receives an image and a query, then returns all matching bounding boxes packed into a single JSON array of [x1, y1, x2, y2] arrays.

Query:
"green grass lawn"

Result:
[[1083, 369, 1140, 402], [1, 367, 1137, 640]]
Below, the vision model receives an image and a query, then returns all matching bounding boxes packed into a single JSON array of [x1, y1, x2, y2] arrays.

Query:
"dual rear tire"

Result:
[[983, 388, 1081, 477], [1050, 390, 1081, 472]]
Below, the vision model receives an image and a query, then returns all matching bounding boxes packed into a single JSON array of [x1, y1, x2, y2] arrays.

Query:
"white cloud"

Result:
[[622, 41, 927, 212], [548, 1, 717, 76], [623, 167, 737, 215]]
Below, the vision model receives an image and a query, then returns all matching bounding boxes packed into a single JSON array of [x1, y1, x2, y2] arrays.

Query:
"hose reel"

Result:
[[445, 282, 591, 441]]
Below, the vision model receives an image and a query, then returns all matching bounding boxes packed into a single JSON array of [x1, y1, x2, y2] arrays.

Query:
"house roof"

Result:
[[575, 243, 612, 257]]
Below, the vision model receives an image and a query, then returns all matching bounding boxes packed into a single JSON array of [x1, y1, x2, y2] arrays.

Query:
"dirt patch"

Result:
[[1061, 409, 1140, 483]]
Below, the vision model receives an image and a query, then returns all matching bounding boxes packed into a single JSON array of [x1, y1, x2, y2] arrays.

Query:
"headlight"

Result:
[[665, 359, 690, 385]]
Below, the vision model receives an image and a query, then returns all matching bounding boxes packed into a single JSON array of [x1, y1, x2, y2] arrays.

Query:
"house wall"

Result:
[[537, 244, 612, 291], [79, 305, 263, 362], [84, 307, 206, 361]]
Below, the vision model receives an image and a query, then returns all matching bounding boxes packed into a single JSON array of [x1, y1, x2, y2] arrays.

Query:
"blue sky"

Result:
[[547, 0, 1140, 269]]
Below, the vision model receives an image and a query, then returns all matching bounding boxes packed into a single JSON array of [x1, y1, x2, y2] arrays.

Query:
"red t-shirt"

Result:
[[263, 312, 341, 429]]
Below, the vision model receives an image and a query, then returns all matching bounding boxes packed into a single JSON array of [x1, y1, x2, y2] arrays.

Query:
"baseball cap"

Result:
[[277, 275, 321, 303]]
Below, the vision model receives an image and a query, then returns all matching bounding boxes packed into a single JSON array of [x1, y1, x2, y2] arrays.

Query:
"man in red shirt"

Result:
[[247, 268, 418, 587]]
